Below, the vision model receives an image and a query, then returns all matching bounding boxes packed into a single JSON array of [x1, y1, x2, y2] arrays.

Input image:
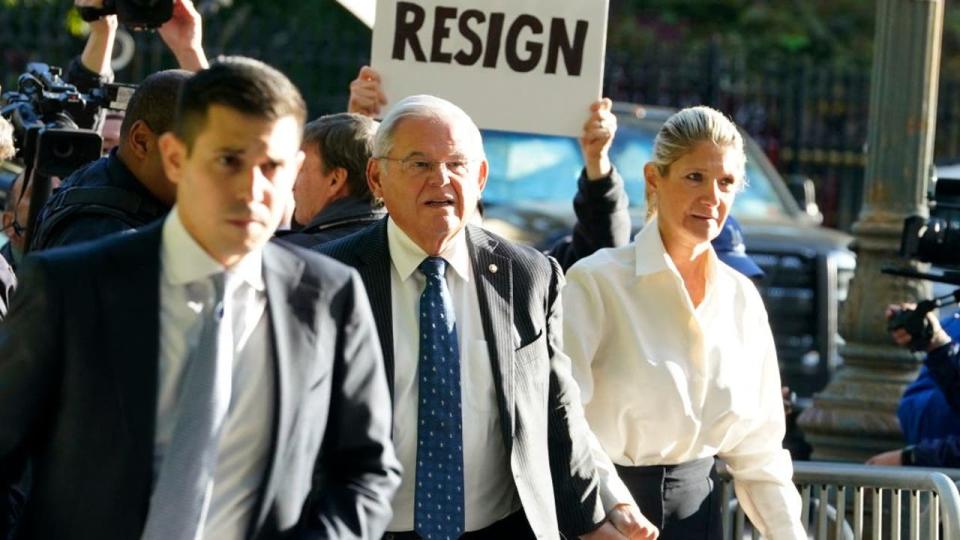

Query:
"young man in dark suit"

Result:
[[0, 56, 400, 540], [319, 95, 656, 540]]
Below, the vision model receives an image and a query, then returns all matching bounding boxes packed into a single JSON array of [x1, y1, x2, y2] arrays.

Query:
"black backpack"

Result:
[[30, 186, 166, 251]]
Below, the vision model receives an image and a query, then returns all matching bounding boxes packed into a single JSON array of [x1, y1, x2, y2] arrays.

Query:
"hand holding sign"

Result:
[[581, 97, 616, 180], [348, 65, 388, 117]]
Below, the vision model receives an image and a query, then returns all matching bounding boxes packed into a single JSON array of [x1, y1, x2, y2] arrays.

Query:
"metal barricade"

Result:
[[717, 461, 960, 539]]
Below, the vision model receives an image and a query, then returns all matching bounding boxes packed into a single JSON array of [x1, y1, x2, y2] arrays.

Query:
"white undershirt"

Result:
[[562, 218, 805, 540], [385, 218, 520, 532], [155, 209, 275, 540]]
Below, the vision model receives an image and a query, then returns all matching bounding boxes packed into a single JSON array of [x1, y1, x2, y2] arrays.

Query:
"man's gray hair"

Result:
[[651, 105, 746, 178], [373, 95, 485, 161], [303, 113, 378, 202]]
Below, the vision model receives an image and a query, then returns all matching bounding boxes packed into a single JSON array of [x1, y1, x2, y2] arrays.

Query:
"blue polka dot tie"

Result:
[[415, 257, 465, 540]]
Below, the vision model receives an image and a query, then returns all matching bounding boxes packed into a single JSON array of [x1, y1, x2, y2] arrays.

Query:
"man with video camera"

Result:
[[867, 306, 960, 467], [865, 174, 960, 467], [28, 0, 208, 251]]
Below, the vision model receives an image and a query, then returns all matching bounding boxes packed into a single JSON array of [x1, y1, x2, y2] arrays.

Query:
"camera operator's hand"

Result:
[[347, 66, 387, 118], [75, 0, 118, 76], [158, 0, 208, 72], [886, 303, 952, 352], [866, 449, 903, 467]]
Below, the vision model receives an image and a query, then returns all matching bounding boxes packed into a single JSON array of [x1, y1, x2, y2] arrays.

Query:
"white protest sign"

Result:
[[336, 0, 376, 28], [371, 0, 609, 137]]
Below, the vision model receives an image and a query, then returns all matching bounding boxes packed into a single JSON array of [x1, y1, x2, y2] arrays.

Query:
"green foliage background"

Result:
[[608, 0, 960, 71], [3, 0, 960, 106]]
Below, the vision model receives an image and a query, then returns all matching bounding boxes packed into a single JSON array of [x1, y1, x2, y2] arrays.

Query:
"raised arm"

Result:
[[76, 0, 118, 80], [887, 303, 960, 413], [157, 0, 208, 72], [547, 99, 631, 271]]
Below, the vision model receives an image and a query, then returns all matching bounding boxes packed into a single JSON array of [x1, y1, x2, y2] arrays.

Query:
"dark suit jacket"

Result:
[[30, 149, 168, 252], [319, 219, 610, 539], [0, 222, 401, 539]]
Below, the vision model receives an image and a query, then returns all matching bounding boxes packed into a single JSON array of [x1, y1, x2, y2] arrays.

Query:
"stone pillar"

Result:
[[797, 0, 944, 461]]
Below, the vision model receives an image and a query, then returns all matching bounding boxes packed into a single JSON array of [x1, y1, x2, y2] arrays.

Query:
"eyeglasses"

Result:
[[376, 156, 477, 178]]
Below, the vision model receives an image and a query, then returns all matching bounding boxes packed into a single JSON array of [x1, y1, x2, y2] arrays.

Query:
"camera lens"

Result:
[[51, 139, 74, 160]]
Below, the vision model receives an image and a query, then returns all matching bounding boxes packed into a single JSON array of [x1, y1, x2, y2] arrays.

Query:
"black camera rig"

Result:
[[1, 62, 136, 249], [883, 174, 960, 350], [79, 0, 174, 30], [1, 62, 135, 178]]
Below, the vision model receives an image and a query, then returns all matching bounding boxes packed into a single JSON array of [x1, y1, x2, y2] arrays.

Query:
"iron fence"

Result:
[[718, 461, 960, 539]]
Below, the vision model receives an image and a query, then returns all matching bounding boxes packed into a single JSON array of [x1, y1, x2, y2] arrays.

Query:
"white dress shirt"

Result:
[[563, 218, 805, 540], [156, 209, 275, 540], [386, 218, 520, 532]]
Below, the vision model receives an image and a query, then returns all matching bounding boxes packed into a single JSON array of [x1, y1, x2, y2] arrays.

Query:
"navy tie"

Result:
[[415, 257, 465, 540]]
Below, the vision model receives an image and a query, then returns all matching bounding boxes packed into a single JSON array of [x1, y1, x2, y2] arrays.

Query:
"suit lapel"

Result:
[[466, 226, 515, 451], [254, 241, 314, 530], [102, 222, 162, 517], [354, 219, 396, 399]]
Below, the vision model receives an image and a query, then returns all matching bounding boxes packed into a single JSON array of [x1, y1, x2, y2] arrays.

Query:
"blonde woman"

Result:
[[563, 106, 805, 539]]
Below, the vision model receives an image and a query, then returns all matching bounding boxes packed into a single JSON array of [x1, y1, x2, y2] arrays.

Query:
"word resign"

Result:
[[391, 1, 590, 76]]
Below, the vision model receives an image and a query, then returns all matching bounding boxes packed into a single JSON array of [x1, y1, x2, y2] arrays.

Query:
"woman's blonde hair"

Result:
[[651, 105, 745, 177], [645, 106, 747, 223]]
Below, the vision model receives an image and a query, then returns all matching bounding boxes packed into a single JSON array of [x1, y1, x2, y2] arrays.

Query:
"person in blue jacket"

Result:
[[868, 306, 960, 467]]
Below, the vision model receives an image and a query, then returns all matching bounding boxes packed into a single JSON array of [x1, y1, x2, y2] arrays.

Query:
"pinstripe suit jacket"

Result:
[[319, 218, 615, 539]]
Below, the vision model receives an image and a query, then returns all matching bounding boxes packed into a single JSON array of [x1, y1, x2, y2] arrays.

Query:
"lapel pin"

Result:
[[488, 264, 498, 274]]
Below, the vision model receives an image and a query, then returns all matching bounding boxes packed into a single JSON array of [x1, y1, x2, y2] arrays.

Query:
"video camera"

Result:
[[1, 62, 136, 250], [900, 175, 960, 270], [79, 0, 174, 31], [1, 62, 135, 178], [883, 173, 960, 350]]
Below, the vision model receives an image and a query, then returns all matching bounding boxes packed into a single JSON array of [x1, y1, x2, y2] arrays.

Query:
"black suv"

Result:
[[479, 103, 856, 411]]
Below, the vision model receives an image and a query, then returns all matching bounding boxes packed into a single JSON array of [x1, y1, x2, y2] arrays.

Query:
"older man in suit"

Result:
[[319, 95, 656, 540], [0, 57, 400, 540]]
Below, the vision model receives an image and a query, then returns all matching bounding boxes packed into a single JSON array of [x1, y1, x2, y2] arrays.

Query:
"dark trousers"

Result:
[[616, 456, 723, 540], [382, 509, 535, 540]]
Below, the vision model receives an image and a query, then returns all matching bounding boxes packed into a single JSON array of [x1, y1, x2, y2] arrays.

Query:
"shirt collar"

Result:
[[386, 217, 470, 283], [161, 206, 265, 291], [633, 217, 673, 276], [634, 216, 719, 284]]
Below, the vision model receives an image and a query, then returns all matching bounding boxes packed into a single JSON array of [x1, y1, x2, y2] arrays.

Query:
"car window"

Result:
[[482, 130, 582, 205], [481, 120, 789, 220]]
